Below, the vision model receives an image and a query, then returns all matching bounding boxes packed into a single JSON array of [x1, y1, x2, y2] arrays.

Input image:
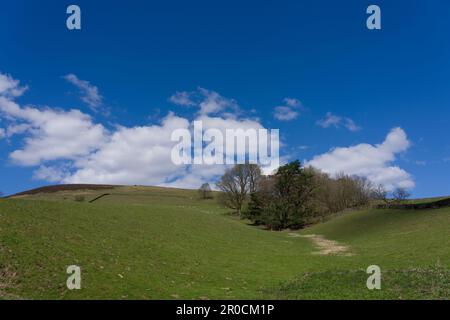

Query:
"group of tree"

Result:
[[371, 184, 411, 205], [244, 161, 317, 229], [215, 161, 410, 230]]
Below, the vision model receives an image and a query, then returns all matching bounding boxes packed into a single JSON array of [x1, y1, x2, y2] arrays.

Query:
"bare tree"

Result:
[[371, 184, 388, 204], [198, 183, 213, 199], [392, 187, 410, 204], [248, 164, 262, 194], [216, 164, 261, 216]]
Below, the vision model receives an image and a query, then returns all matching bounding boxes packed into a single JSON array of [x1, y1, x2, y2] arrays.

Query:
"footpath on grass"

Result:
[[288, 233, 353, 256]]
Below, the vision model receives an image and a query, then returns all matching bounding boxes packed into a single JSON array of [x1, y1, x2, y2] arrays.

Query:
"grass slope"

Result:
[[1, 186, 449, 299]]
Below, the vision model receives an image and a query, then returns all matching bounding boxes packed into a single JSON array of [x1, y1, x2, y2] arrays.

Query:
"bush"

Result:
[[198, 183, 213, 200], [74, 195, 85, 202], [392, 188, 410, 204]]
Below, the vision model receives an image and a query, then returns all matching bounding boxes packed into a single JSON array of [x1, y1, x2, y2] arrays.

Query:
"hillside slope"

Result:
[[1, 185, 449, 299]]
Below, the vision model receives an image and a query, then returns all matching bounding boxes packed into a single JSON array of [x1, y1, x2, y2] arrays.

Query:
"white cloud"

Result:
[[33, 165, 71, 183], [0, 123, 31, 140], [274, 106, 299, 121], [64, 113, 190, 185], [0, 73, 108, 166], [306, 127, 414, 191], [63, 74, 103, 110], [169, 91, 195, 106], [0, 97, 107, 166], [274, 97, 302, 121], [0, 73, 28, 97], [161, 164, 229, 190], [343, 118, 361, 132], [0, 73, 277, 188], [198, 87, 237, 116], [197, 114, 263, 132], [316, 112, 340, 128], [316, 112, 361, 132], [168, 87, 239, 117], [5, 123, 31, 137], [65, 113, 268, 187], [284, 98, 301, 107]]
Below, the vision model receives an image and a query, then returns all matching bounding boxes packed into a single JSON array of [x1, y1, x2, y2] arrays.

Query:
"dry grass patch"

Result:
[[299, 234, 353, 256]]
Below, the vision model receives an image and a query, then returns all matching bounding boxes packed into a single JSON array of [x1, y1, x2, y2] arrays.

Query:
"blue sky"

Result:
[[1, 0, 449, 197]]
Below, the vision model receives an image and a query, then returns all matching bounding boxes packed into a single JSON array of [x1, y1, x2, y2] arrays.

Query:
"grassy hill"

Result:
[[1, 185, 449, 299]]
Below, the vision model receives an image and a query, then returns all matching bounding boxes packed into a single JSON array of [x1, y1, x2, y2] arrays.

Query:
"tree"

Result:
[[245, 161, 317, 230], [216, 164, 261, 216], [247, 164, 262, 193], [270, 160, 316, 229], [244, 175, 275, 223], [310, 170, 374, 214], [392, 187, 410, 204], [352, 176, 373, 206], [243, 192, 265, 225], [371, 184, 388, 204], [198, 183, 213, 199]]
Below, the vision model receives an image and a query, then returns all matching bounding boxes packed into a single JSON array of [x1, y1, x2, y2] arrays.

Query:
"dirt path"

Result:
[[291, 233, 353, 256]]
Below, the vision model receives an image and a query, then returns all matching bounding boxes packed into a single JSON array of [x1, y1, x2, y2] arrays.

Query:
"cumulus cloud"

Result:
[[5, 123, 31, 137], [0, 98, 108, 166], [306, 127, 414, 190], [274, 98, 302, 121], [316, 112, 361, 132], [65, 113, 190, 185], [0, 72, 274, 188], [0, 73, 28, 97], [169, 91, 195, 106], [33, 165, 71, 183], [63, 74, 103, 111], [273, 106, 298, 121], [0, 73, 107, 165], [169, 87, 238, 116], [0, 127, 5, 139], [284, 98, 301, 108], [198, 87, 238, 116], [64, 112, 270, 187]]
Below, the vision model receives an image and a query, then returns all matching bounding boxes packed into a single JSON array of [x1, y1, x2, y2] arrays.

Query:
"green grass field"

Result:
[[0, 186, 449, 299]]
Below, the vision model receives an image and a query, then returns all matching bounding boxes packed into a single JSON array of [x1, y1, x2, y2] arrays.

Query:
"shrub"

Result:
[[198, 183, 213, 200], [392, 188, 410, 204], [74, 195, 85, 202]]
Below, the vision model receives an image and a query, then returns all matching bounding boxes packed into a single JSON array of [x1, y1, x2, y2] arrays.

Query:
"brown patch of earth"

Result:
[[297, 234, 353, 256]]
